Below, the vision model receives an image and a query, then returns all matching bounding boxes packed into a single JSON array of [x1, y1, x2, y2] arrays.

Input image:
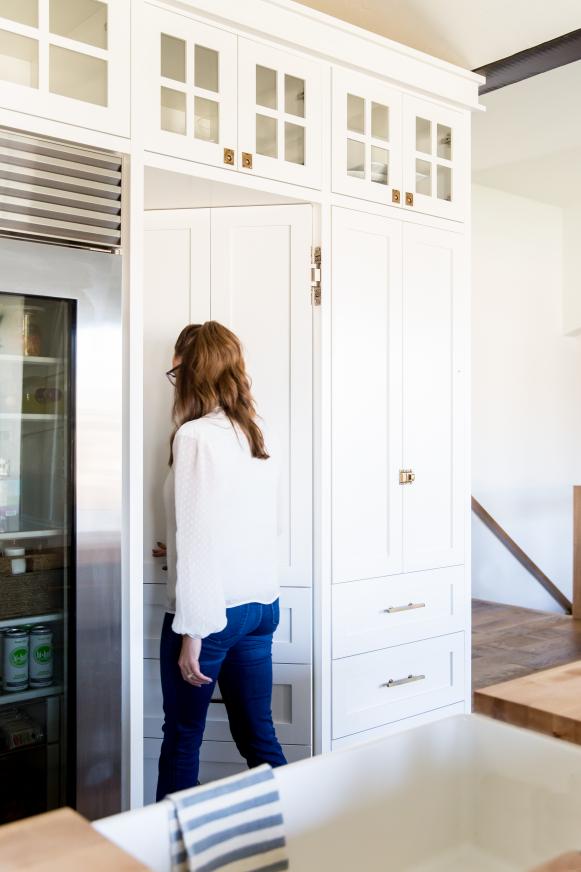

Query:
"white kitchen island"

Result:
[[95, 714, 581, 871]]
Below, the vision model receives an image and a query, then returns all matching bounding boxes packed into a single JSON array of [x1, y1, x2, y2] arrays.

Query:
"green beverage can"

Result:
[[3, 628, 29, 692], [29, 626, 53, 688]]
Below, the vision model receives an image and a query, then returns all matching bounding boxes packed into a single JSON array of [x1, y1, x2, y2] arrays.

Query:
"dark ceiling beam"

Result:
[[473, 28, 581, 95]]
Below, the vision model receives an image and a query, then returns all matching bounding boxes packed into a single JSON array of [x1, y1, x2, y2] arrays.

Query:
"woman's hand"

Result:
[[178, 636, 212, 687], [152, 541, 167, 558]]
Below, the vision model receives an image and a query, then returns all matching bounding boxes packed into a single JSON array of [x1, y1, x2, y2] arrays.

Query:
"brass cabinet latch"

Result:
[[242, 152, 253, 169], [405, 192, 414, 206], [392, 189, 401, 204], [223, 148, 235, 165], [311, 245, 321, 306], [399, 469, 415, 485]]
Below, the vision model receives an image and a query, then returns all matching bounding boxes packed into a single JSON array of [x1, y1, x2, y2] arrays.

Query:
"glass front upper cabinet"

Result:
[[403, 95, 466, 221], [0, 0, 129, 136], [332, 67, 403, 206], [144, 5, 237, 169], [238, 39, 322, 189]]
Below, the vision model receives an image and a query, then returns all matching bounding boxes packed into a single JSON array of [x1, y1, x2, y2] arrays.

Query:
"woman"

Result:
[[154, 321, 286, 801]]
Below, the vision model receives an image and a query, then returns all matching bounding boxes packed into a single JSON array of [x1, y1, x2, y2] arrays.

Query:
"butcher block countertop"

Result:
[[0, 807, 151, 871], [474, 659, 581, 744]]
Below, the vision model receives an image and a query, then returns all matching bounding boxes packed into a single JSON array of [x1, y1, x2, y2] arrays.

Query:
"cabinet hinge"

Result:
[[311, 245, 321, 307]]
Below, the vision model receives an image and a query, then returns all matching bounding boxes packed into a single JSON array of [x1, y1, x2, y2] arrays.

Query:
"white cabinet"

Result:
[[143, 5, 237, 168], [0, 0, 130, 136], [211, 206, 313, 588], [332, 632, 464, 739], [238, 39, 323, 188], [403, 95, 466, 221], [402, 223, 466, 571], [331, 207, 466, 580], [331, 66, 402, 206], [144, 659, 311, 746], [331, 207, 403, 583], [332, 566, 466, 659], [144, 584, 312, 664]]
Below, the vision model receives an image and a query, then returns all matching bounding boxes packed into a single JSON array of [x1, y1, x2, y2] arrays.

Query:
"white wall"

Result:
[[472, 184, 581, 612], [563, 204, 581, 336]]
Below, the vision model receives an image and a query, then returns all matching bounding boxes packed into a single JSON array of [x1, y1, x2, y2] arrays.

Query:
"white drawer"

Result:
[[331, 701, 466, 751], [144, 659, 311, 745], [144, 738, 311, 805], [332, 566, 465, 659], [332, 632, 465, 740], [143, 584, 311, 663]]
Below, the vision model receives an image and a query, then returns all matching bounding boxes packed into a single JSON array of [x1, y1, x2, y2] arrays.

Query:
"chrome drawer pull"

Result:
[[383, 673, 426, 689], [384, 602, 426, 614]]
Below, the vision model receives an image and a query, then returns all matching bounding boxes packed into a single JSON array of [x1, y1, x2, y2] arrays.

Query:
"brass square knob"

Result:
[[242, 152, 253, 169], [405, 192, 414, 207], [392, 189, 401, 204], [223, 147, 235, 165]]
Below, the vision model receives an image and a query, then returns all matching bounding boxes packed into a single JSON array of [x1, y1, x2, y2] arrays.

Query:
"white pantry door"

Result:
[[402, 223, 466, 571], [331, 207, 403, 584], [211, 205, 313, 588]]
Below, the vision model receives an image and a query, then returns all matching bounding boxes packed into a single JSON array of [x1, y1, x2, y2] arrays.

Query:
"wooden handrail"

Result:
[[573, 486, 581, 619], [471, 497, 573, 614]]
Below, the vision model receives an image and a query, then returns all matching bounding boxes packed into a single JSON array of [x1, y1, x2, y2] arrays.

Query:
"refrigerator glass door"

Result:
[[0, 239, 122, 822]]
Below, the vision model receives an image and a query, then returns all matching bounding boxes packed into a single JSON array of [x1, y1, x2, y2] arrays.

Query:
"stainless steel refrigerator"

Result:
[[0, 237, 122, 822]]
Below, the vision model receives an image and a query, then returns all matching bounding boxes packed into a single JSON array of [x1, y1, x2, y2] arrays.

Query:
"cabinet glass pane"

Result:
[[256, 65, 277, 110], [347, 94, 364, 134], [437, 124, 452, 160], [194, 44, 218, 93], [161, 34, 185, 83], [371, 145, 388, 185], [49, 44, 106, 105], [416, 117, 431, 154], [347, 138, 365, 179], [285, 122, 304, 165], [49, 0, 107, 51], [437, 164, 452, 201], [256, 113, 277, 158], [285, 74, 304, 118], [161, 86, 185, 135], [194, 96, 219, 143], [0, 29, 38, 88], [371, 102, 389, 141], [0, 0, 38, 28], [416, 159, 431, 195]]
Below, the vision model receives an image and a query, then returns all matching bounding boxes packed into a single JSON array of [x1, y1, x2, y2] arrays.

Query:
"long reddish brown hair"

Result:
[[169, 321, 269, 464]]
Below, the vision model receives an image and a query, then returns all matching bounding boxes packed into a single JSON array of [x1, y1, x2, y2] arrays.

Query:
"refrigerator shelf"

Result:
[[0, 685, 63, 706], [0, 529, 63, 540], [0, 354, 63, 366], [0, 414, 62, 421], [0, 612, 63, 630]]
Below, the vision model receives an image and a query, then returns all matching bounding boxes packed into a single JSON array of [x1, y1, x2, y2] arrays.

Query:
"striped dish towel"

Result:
[[168, 765, 289, 872]]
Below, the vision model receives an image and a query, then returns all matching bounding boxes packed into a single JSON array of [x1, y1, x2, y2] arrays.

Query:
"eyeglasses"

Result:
[[166, 365, 181, 385]]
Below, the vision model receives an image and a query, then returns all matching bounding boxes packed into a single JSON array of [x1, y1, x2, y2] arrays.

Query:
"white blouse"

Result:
[[164, 409, 280, 639]]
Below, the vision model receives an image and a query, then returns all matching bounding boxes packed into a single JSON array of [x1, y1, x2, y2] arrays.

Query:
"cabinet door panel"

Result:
[[211, 206, 313, 589], [238, 39, 322, 188], [332, 566, 465, 658], [402, 224, 466, 571], [403, 95, 467, 221], [0, 0, 129, 136], [332, 66, 403, 206], [143, 5, 237, 167], [144, 660, 311, 746], [143, 212, 211, 590], [332, 632, 465, 739], [331, 207, 403, 583], [144, 738, 310, 803], [144, 584, 311, 664]]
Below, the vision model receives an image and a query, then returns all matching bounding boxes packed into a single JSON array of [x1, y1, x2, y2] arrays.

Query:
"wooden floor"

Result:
[[472, 599, 581, 690]]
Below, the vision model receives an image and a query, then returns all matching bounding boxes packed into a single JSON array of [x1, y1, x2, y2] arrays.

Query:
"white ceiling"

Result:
[[295, 0, 581, 70], [472, 60, 581, 206]]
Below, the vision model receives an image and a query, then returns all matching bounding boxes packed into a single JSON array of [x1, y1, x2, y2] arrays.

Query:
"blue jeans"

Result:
[[156, 600, 287, 800]]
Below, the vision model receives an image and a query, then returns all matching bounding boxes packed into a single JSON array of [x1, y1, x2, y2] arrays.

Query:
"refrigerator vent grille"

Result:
[[0, 129, 122, 250]]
